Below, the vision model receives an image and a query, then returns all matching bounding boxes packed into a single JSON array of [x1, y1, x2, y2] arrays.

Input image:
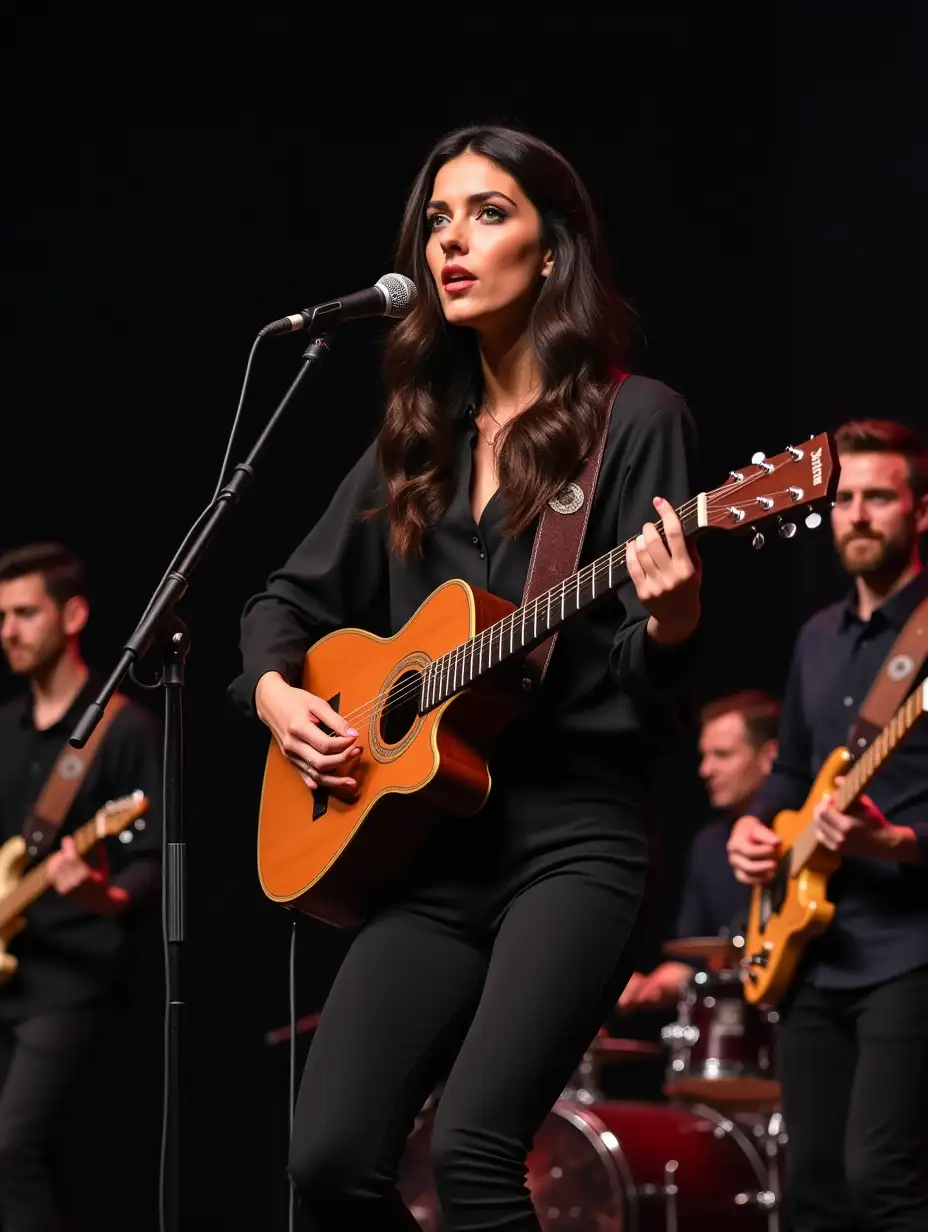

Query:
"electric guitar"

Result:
[[0, 791, 150, 986], [258, 435, 837, 927], [742, 679, 928, 1007]]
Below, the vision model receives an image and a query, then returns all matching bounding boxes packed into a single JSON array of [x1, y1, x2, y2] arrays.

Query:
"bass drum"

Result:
[[398, 1099, 774, 1231]]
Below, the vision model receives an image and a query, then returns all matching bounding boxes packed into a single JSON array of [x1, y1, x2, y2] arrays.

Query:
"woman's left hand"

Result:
[[626, 497, 701, 647]]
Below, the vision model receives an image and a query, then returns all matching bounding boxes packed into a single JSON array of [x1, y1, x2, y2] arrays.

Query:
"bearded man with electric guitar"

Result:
[[0, 543, 161, 1232], [728, 419, 928, 1232]]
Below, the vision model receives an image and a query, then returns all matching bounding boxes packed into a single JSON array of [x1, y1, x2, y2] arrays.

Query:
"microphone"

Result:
[[259, 273, 417, 338]]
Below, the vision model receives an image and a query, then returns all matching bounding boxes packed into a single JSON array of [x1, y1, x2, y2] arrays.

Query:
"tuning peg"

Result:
[[751, 527, 765, 549], [778, 518, 797, 539], [751, 452, 766, 464], [786, 445, 804, 461], [805, 508, 822, 529]]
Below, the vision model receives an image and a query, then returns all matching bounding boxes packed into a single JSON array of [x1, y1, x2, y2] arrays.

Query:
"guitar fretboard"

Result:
[[790, 680, 928, 874], [418, 499, 705, 711]]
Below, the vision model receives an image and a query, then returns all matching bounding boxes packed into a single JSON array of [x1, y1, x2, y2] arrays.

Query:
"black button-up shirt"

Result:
[[230, 377, 700, 800], [751, 569, 928, 989], [0, 678, 162, 1022]]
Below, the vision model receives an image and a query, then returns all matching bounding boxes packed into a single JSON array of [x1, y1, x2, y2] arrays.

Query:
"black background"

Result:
[[2, 5, 922, 1227]]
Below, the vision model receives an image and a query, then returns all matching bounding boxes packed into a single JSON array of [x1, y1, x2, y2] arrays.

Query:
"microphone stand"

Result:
[[69, 334, 332, 1232]]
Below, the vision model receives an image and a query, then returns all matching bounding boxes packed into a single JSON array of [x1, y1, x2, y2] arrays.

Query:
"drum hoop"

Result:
[[688, 1102, 769, 1190], [549, 1100, 639, 1232]]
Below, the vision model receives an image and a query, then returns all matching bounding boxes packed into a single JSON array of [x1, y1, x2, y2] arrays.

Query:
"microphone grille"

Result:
[[376, 273, 418, 319]]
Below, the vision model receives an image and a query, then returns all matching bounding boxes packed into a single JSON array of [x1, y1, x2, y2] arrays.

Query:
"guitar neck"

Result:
[[790, 680, 928, 872], [419, 495, 707, 711], [0, 818, 101, 930]]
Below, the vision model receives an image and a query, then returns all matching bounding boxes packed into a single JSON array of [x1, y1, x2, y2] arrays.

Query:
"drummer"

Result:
[[618, 691, 780, 1011]]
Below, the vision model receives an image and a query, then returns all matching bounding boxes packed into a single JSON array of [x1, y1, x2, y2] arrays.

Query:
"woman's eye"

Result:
[[426, 214, 448, 231], [478, 205, 506, 223]]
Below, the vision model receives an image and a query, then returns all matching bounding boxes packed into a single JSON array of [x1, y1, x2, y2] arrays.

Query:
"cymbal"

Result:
[[587, 1036, 662, 1060], [662, 936, 736, 963]]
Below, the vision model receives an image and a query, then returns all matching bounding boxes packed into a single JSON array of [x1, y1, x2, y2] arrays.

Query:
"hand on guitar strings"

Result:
[[727, 815, 780, 885], [255, 671, 362, 801], [47, 837, 128, 916], [814, 779, 918, 862], [625, 497, 701, 647]]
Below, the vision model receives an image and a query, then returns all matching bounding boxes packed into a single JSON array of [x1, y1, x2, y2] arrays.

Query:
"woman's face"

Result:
[[425, 152, 553, 337]]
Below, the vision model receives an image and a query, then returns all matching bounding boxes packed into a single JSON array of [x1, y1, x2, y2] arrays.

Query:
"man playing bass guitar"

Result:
[[727, 419, 928, 1232]]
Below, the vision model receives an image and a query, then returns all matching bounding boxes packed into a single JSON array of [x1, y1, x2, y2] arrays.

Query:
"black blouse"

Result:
[[230, 376, 700, 796]]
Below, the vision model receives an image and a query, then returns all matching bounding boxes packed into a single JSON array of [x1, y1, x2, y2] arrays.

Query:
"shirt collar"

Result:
[[17, 672, 102, 736], [840, 566, 928, 632]]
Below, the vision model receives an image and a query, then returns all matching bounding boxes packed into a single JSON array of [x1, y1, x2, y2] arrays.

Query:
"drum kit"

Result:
[[398, 934, 789, 1231]]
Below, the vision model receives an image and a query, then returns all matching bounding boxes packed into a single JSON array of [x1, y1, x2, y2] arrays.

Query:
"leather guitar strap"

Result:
[[846, 594, 928, 754], [22, 692, 128, 860], [521, 372, 629, 686]]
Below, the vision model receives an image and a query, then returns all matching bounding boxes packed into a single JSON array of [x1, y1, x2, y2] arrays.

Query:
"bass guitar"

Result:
[[0, 791, 150, 985], [743, 679, 928, 1007], [258, 435, 837, 926]]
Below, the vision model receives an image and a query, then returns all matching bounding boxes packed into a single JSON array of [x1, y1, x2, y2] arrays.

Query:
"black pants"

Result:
[[289, 863, 644, 1230], [778, 966, 928, 1232], [0, 1003, 106, 1232]]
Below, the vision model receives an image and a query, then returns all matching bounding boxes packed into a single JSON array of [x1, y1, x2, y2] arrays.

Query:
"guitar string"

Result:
[[328, 494, 700, 733], [332, 468, 803, 734], [325, 460, 809, 735], [336, 477, 799, 736]]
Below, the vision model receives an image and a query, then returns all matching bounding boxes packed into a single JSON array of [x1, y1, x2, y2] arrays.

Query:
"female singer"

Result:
[[231, 124, 701, 1230]]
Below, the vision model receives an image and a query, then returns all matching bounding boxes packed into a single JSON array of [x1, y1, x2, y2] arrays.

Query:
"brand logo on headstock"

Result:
[[811, 447, 823, 487]]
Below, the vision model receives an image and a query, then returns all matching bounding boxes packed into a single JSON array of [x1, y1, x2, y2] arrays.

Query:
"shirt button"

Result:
[[479, 552, 486, 560], [472, 536, 480, 546], [843, 696, 854, 707]]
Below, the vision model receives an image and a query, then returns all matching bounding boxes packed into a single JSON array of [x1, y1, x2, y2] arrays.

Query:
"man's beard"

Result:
[[837, 530, 913, 579], [2, 635, 67, 679]]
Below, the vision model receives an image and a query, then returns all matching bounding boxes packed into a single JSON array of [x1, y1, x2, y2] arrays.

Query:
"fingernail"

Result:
[[346, 728, 358, 737], [350, 747, 361, 757]]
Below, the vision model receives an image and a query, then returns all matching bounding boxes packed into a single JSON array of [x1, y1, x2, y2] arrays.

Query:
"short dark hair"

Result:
[[700, 690, 781, 749], [835, 419, 928, 499], [0, 543, 88, 608]]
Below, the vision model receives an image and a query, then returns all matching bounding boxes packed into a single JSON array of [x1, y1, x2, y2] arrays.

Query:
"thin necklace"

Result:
[[476, 400, 505, 450]]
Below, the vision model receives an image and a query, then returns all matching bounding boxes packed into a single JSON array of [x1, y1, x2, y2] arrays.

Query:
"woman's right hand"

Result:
[[255, 672, 361, 800], [727, 815, 780, 885]]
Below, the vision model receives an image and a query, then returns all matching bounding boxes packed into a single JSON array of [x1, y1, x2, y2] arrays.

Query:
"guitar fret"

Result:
[[470, 638, 475, 682]]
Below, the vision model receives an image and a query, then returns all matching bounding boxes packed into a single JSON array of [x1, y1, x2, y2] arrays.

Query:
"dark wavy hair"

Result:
[[377, 125, 629, 558]]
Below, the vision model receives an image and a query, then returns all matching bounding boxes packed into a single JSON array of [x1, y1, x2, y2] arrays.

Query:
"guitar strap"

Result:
[[521, 371, 629, 686], [847, 593, 928, 754], [21, 693, 128, 860]]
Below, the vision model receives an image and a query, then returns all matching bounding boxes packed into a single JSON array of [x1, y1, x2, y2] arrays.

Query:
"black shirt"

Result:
[[0, 677, 162, 1023], [230, 376, 700, 803], [675, 815, 751, 941], [750, 569, 928, 990]]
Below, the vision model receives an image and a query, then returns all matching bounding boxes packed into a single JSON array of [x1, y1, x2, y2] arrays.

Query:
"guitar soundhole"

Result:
[[379, 670, 422, 747]]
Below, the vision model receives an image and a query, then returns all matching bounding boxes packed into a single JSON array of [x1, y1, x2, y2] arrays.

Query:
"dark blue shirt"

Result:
[[675, 815, 752, 941], [750, 569, 928, 990]]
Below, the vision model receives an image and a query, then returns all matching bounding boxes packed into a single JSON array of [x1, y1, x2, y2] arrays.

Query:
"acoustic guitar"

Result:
[[743, 679, 928, 1007], [258, 435, 837, 926], [0, 791, 150, 986]]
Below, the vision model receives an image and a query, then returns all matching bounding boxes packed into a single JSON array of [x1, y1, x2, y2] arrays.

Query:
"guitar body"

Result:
[[0, 835, 29, 986], [744, 747, 851, 1007], [258, 579, 519, 927]]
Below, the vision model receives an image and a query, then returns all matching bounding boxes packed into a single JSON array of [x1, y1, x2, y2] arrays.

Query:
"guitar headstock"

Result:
[[94, 790, 150, 838], [698, 432, 837, 543]]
